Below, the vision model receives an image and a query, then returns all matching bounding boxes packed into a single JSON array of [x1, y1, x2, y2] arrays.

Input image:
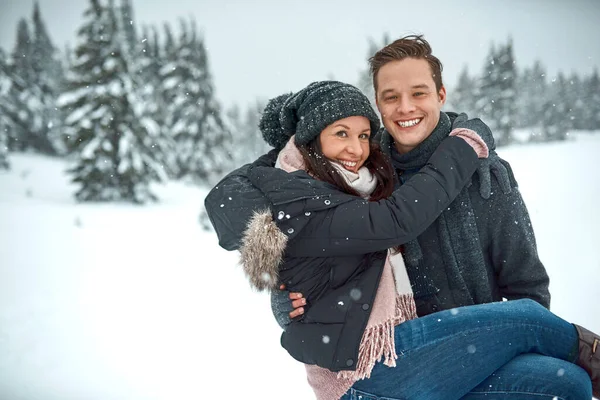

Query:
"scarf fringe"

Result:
[[337, 293, 417, 381]]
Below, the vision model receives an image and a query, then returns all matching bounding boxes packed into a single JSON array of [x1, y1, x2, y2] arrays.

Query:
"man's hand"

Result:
[[475, 152, 513, 199], [270, 284, 307, 330]]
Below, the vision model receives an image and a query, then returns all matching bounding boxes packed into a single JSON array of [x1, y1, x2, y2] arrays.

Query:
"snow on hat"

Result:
[[259, 81, 380, 150]]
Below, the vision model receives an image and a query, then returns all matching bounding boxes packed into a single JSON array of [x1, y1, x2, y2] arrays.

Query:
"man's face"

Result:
[[375, 58, 446, 154]]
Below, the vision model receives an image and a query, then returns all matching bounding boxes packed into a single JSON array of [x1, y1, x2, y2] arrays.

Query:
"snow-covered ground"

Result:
[[1, 133, 599, 400]]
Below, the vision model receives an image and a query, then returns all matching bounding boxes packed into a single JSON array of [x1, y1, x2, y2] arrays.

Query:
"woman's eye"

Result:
[[359, 133, 370, 140], [335, 131, 348, 137]]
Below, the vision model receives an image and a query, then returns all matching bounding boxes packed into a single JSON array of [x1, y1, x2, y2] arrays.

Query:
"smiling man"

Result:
[[365, 35, 550, 317], [375, 57, 446, 154]]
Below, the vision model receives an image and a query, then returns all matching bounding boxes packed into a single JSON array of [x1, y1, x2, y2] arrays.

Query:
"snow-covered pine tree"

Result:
[[64, 43, 74, 70], [60, 0, 168, 203], [12, 18, 35, 83], [493, 38, 517, 146], [540, 73, 570, 142], [476, 39, 517, 146], [5, 18, 35, 152], [448, 66, 478, 118], [160, 19, 229, 183], [135, 24, 168, 144], [225, 100, 269, 167], [515, 60, 547, 133], [356, 33, 390, 110], [582, 68, 600, 131], [119, 0, 137, 55], [29, 1, 65, 155], [565, 73, 585, 131], [0, 121, 8, 170], [125, 20, 173, 183], [476, 43, 500, 138], [0, 49, 10, 169]]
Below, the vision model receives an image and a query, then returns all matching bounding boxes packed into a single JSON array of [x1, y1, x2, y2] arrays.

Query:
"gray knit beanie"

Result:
[[259, 81, 380, 150]]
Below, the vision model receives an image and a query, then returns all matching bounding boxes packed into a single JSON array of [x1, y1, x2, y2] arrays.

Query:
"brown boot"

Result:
[[574, 324, 600, 397]]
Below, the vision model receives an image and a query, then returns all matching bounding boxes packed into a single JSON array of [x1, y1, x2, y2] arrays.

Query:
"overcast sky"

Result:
[[1, 0, 599, 108]]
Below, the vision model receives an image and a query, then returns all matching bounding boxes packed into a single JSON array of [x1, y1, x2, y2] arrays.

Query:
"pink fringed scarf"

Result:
[[276, 136, 418, 400]]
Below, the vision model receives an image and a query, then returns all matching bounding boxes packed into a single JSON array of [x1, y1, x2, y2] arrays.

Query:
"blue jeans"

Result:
[[340, 299, 592, 400]]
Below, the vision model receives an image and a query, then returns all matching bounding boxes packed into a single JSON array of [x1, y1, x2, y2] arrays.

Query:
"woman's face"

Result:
[[319, 116, 371, 173]]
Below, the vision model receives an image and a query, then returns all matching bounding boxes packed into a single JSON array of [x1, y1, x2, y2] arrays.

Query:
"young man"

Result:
[[363, 35, 550, 316]]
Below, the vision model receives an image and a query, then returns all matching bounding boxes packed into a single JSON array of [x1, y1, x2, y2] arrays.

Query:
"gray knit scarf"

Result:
[[380, 112, 489, 305]]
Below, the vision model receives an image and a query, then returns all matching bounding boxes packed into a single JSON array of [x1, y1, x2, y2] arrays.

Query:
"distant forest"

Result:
[[1, 1, 599, 203]]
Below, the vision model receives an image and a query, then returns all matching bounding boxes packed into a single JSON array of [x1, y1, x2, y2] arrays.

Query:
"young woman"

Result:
[[215, 81, 599, 400]]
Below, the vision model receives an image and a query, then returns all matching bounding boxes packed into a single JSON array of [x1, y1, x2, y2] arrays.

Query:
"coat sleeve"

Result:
[[204, 149, 278, 250], [481, 159, 551, 308], [280, 137, 480, 257]]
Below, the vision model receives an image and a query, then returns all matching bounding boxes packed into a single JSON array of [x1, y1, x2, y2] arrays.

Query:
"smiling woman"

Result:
[[319, 116, 372, 174], [259, 81, 396, 202]]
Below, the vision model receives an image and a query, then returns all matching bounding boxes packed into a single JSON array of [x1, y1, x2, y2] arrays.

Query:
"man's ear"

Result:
[[438, 85, 447, 105]]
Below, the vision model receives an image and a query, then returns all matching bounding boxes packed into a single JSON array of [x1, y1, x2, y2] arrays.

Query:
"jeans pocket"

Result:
[[346, 388, 404, 400]]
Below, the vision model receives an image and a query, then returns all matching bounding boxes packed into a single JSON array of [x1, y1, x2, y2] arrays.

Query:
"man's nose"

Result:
[[396, 96, 416, 114]]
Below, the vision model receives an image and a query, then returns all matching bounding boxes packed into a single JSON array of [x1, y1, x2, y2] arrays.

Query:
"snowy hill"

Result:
[[1, 133, 599, 400]]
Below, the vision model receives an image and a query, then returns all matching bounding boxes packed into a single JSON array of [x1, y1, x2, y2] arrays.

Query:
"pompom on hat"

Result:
[[259, 81, 380, 150]]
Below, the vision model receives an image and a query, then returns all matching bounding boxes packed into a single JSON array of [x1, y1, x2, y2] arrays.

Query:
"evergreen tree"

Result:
[[64, 43, 74, 70], [540, 73, 570, 142], [516, 60, 547, 133], [136, 24, 165, 122], [119, 0, 137, 54], [0, 124, 8, 170], [449, 66, 477, 117], [493, 38, 517, 145], [476, 39, 517, 146], [12, 18, 35, 82], [476, 43, 499, 133], [162, 22, 178, 64], [29, 1, 65, 154], [0, 49, 11, 169], [2, 4, 64, 155], [225, 100, 269, 166], [357, 33, 390, 109], [565, 73, 585, 130], [160, 19, 229, 182], [582, 68, 600, 131], [60, 0, 168, 203], [5, 19, 35, 151]]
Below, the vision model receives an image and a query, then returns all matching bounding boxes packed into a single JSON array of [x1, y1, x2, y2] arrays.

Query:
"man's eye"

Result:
[[385, 96, 397, 101], [414, 92, 425, 97]]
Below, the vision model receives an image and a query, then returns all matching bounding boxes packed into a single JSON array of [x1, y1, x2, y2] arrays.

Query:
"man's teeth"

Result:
[[339, 160, 357, 168], [398, 118, 421, 128]]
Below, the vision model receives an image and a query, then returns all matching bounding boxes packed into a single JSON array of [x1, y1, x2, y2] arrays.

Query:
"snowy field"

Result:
[[1, 133, 600, 400]]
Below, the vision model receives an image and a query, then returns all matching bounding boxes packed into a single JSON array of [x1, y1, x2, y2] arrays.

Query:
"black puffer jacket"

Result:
[[205, 137, 479, 372]]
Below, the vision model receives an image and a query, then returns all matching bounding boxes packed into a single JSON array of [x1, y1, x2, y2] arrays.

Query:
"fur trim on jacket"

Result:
[[239, 210, 288, 291]]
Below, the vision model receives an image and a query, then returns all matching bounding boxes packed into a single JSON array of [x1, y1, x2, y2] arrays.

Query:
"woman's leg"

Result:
[[460, 354, 592, 400], [351, 299, 582, 400]]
